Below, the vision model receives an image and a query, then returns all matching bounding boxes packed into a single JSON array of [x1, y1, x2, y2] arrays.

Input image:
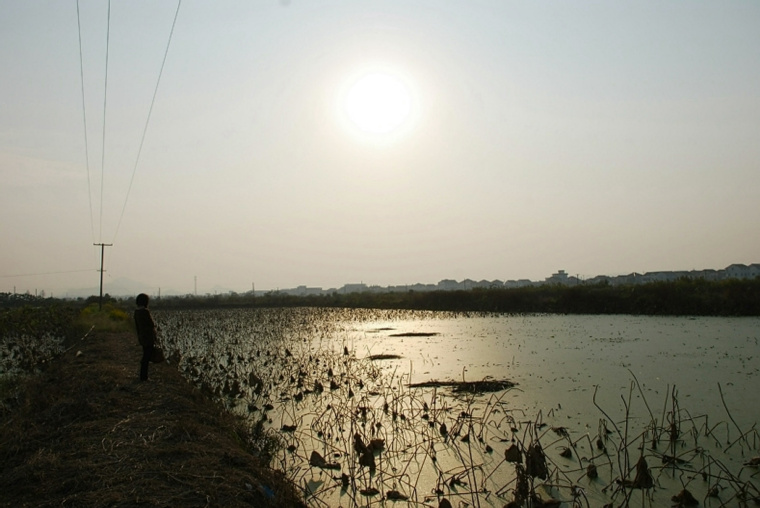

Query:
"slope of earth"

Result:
[[0, 331, 306, 508]]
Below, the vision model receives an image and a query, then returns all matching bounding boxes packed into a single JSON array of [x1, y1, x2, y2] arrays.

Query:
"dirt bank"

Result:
[[0, 331, 305, 508]]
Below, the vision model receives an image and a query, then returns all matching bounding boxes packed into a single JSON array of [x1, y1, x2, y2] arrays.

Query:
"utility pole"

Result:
[[94, 243, 113, 310]]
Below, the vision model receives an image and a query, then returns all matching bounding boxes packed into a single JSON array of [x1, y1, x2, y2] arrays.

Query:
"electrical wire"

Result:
[[13, 4, 181, 295], [76, 0, 95, 244], [98, 0, 111, 243], [0, 269, 96, 279], [112, 0, 182, 243]]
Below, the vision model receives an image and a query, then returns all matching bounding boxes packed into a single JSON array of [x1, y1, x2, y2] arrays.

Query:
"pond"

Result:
[[156, 308, 760, 507]]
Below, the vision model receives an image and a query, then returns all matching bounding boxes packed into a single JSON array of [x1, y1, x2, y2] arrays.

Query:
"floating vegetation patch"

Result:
[[388, 331, 439, 337], [595, 336, 640, 343], [409, 378, 516, 393], [365, 353, 402, 361]]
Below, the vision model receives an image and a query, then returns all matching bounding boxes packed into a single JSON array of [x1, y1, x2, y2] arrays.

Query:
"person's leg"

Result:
[[140, 344, 153, 381]]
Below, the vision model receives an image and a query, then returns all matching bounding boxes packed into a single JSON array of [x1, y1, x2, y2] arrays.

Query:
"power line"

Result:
[[112, 0, 182, 243], [99, 0, 111, 242], [0, 269, 95, 279], [74, 1, 182, 301], [76, 0, 95, 244]]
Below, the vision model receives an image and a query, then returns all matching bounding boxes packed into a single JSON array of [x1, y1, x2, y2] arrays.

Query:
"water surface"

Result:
[[158, 309, 760, 507]]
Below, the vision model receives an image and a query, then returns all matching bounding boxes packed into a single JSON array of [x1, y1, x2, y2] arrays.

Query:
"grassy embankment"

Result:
[[0, 304, 305, 507]]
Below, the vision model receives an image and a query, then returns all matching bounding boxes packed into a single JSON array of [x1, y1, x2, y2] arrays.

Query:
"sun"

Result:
[[340, 70, 417, 137], [344, 73, 411, 134]]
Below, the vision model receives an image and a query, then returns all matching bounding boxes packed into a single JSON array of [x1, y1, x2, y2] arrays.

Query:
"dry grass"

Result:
[[0, 331, 305, 508]]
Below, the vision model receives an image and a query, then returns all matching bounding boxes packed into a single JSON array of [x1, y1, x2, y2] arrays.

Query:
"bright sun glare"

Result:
[[342, 72, 414, 136]]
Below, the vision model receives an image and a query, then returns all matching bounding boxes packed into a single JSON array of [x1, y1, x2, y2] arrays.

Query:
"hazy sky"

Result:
[[2, 1, 759, 296]]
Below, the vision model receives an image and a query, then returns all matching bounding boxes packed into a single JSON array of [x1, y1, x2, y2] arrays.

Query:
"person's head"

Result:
[[136, 293, 150, 308]]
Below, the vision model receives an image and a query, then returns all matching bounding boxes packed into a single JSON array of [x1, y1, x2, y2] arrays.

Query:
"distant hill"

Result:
[[64, 278, 233, 299], [65, 277, 169, 299]]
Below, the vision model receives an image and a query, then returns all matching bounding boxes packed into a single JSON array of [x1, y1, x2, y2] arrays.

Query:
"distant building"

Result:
[[585, 275, 611, 286], [724, 263, 760, 280], [286, 285, 324, 296], [545, 270, 569, 285], [263, 262, 758, 296], [408, 283, 437, 292], [691, 269, 719, 281], [340, 283, 368, 293], [437, 279, 460, 290], [504, 279, 535, 288]]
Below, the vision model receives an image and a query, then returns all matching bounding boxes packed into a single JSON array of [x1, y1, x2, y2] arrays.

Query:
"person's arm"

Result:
[[146, 310, 158, 343], [135, 309, 157, 345]]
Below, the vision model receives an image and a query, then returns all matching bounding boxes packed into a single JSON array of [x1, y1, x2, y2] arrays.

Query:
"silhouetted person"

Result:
[[134, 293, 157, 381]]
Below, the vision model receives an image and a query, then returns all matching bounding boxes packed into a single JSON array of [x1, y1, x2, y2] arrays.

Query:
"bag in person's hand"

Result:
[[151, 347, 165, 363]]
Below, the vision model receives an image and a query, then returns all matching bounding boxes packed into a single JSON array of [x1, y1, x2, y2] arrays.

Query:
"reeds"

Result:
[[156, 307, 760, 507]]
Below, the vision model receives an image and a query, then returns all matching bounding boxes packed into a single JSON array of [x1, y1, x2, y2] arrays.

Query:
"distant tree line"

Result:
[[0, 292, 57, 309], [0, 292, 116, 310], [3, 278, 758, 316], [146, 278, 760, 316]]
